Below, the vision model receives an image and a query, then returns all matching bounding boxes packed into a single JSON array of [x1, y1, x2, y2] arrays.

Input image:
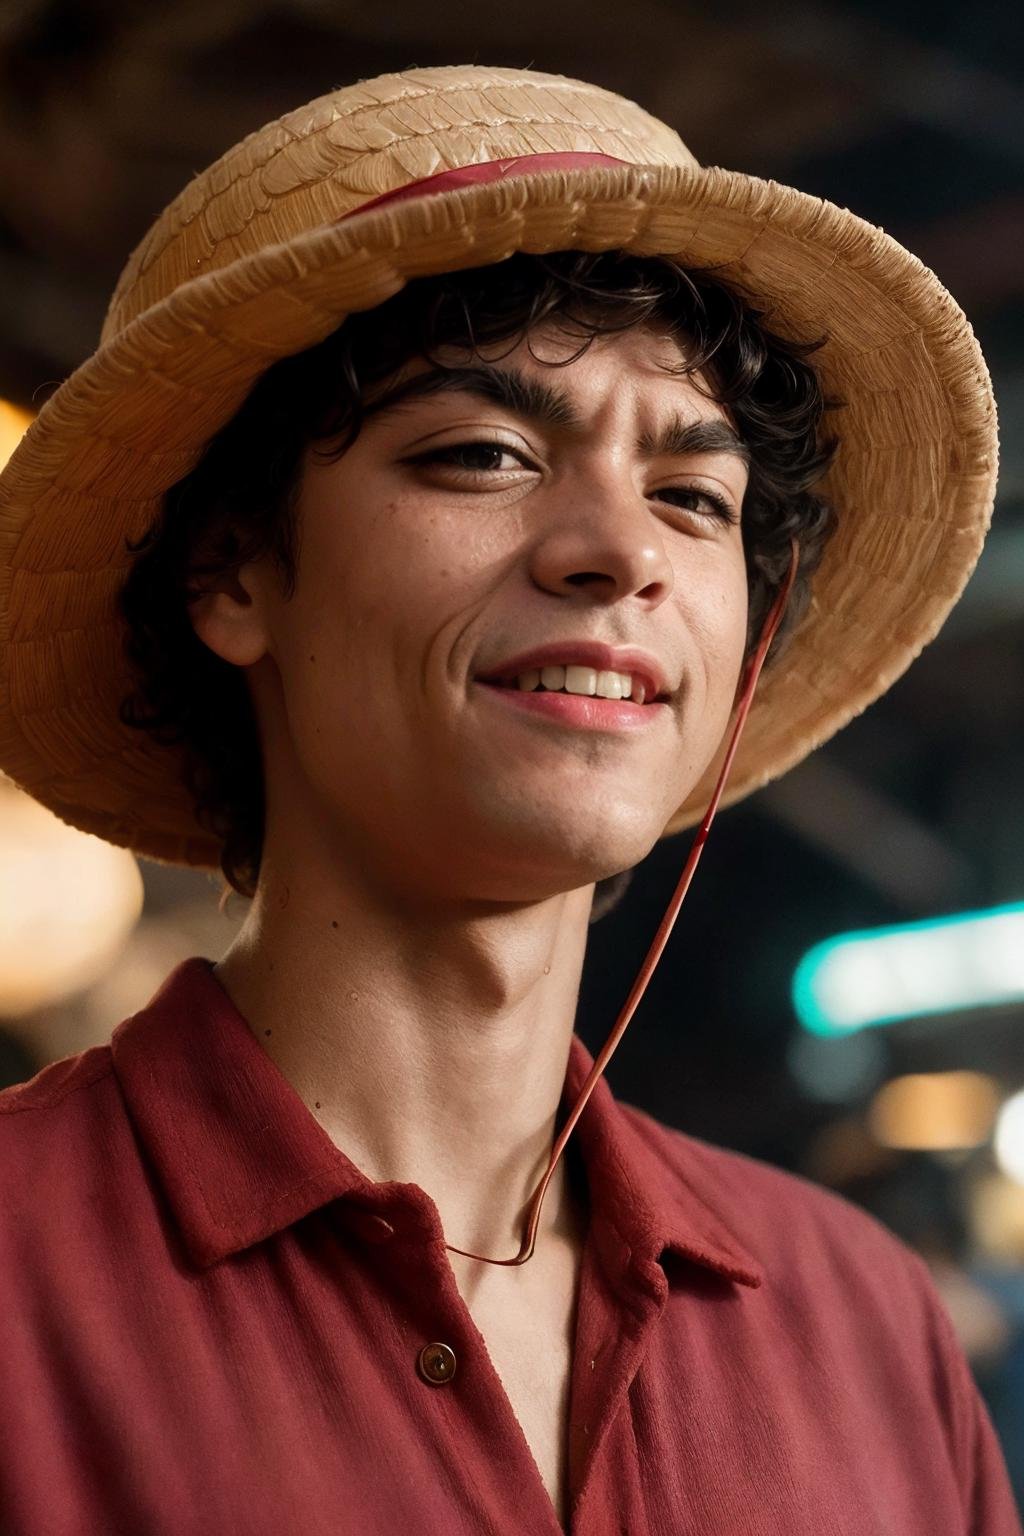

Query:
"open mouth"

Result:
[[485, 679, 670, 705], [479, 665, 670, 707]]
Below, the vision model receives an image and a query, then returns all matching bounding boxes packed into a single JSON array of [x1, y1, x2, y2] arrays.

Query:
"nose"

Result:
[[528, 463, 675, 607]]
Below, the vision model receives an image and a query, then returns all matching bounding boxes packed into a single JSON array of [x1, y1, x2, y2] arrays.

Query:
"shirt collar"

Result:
[[111, 956, 762, 1288]]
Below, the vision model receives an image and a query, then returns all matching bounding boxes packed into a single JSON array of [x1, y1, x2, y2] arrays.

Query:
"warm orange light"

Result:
[[0, 400, 33, 471], [970, 1172, 1024, 1262], [867, 1071, 1000, 1151], [0, 775, 143, 1017]]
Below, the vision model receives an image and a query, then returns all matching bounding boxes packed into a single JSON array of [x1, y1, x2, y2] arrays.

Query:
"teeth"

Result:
[[514, 665, 638, 700], [565, 665, 597, 696]]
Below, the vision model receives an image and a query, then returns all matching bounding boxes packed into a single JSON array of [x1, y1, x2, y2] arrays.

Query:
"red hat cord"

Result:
[[446, 534, 801, 1266]]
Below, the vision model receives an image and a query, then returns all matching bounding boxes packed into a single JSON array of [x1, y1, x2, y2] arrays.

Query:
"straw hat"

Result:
[[0, 64, 998, 869]]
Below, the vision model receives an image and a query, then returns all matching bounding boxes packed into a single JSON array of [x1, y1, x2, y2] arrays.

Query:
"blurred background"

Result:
[[0, 0, 1022, 1499]]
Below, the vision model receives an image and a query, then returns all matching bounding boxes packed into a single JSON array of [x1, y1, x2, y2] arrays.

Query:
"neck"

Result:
[[213, 840, 595, 1262]]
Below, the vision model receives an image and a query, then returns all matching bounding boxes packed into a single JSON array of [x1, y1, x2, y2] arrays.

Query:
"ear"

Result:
[[188, 561, 274, 668]]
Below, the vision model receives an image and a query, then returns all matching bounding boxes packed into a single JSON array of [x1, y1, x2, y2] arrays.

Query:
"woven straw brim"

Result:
[[0, 162, 998, 868]]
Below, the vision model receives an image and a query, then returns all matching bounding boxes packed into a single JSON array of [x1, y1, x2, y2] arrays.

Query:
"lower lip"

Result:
[[474, 682, 668, 731]]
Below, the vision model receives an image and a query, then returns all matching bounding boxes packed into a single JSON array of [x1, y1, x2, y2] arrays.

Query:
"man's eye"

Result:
[[655, 485, 738, 525], [409, 441, 528, 473]]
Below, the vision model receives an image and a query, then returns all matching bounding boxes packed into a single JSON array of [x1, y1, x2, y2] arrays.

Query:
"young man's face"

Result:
[[237, 318, 751, 907]]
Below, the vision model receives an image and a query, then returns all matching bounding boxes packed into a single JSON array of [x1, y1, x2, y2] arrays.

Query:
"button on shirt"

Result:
[[2, 957, 1020, 1535]]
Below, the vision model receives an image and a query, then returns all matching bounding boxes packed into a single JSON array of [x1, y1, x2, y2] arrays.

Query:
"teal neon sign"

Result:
[[793, 901, 1024, 1037]]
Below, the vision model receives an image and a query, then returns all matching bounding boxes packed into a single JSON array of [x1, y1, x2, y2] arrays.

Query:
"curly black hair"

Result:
[[118, 249, 840, 909]]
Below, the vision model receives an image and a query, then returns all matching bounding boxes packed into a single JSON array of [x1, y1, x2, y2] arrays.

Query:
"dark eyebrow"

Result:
[[363, 364, 582, 433], [361, 363, 750, 465], [636, 415, 750, 466]]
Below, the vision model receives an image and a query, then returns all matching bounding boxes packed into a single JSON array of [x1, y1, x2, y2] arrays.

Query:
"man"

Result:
[[0, 64, 1015, 1536]]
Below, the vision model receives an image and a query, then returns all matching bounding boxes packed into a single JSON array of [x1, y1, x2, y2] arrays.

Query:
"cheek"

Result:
[[723, 559, 751, 663], [682, 549, 749, 688], [271, 514, 488, 755]]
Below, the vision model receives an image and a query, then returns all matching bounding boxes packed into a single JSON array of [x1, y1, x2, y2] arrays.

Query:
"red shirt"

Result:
[[2, 956, 1020, 1535]]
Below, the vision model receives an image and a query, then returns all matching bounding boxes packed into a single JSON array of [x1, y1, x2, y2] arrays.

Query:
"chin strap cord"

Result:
[[446, 535, 802, 1266]]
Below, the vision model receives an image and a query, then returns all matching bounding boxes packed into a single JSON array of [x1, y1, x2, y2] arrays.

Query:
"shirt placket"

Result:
[[566, 1218, 670, 1536], [343, 1187, 569, 1536]]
